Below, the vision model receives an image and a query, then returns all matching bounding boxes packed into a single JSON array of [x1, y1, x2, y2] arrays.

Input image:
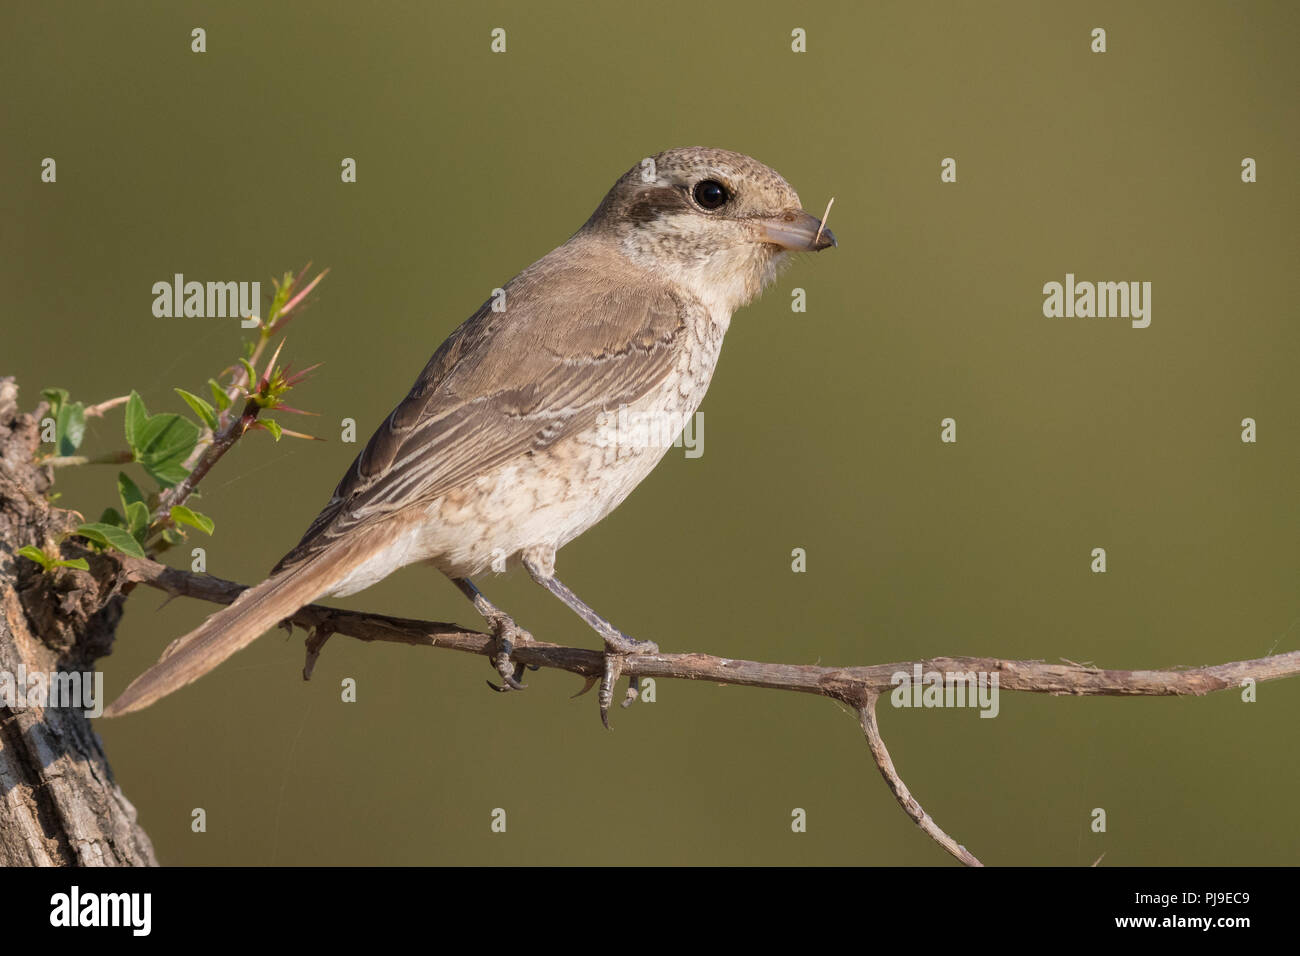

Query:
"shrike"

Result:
[[106, 147, 836, 723]]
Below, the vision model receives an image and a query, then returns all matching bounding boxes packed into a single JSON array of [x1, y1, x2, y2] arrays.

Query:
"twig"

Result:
[[859, 693, 982, 866], [150, 398, 259, 526], [302, 624, 336, 680], [44, 450, 133, 468], [117, 554, 1300, 865], [814, 197, 835, 245], [173, 266, 327, 478], [84, 395, 130, 418]]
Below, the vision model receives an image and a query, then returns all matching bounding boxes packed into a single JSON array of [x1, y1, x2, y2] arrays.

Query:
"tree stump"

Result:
[[0, 377, 156, 865]]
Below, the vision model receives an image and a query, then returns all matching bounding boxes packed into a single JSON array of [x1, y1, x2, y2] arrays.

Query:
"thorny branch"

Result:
[[118, 555, 1300, 867], [148, 396, 260, 527], [152, 264, 327, 531]]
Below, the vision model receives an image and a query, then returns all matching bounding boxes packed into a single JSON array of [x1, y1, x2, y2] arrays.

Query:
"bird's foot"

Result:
[[483, 610, 534, 693], [597, 631, 658, 729]]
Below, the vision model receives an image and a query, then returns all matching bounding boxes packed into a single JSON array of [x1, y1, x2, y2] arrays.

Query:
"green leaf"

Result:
[[162, 528, 184, 545], [98, 507, 124, 527], [125, 500, 150, 542], [17, 544, 88, 573], [123, 391, 148, 452], [175, 387, 218, 430], [16, 545, 53, 570], [258, 418, 282, 441], [56, 400, 86, 456], [170, 505, 214, 535], [147, 461, 191, 488], [238, 358, 258, 389], [76, 522, 146, 558], [41, 388, 84, 455], [41, 387, 69, 415], [117, 471, 146, 513], [134, 413, 200, 487], [208, 379, 231, 411], [124, 392, 199, 485]]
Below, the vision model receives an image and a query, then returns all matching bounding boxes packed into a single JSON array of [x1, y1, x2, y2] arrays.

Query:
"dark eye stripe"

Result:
[[625, 186, 692, 222]]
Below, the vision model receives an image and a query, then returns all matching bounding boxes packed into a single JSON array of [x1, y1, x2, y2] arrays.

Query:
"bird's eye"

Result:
[[692, 179, 730, 210]]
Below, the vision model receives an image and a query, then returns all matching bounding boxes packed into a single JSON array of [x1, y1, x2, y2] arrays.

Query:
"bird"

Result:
[[104, 147, 837, 724]]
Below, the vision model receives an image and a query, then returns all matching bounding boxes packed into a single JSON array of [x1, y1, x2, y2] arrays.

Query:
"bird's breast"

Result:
[[327, 303, 730, 594], [415, 303, 731, 579]]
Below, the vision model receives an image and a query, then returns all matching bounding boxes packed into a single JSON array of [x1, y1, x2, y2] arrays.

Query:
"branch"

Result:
[[150, 397, 259, 524], [84, 395, 130, 418], [118, 555, 1300, 866], [858, 693, 983, 867], [152, 265, 328, 528], [44, 450, 134, 468]]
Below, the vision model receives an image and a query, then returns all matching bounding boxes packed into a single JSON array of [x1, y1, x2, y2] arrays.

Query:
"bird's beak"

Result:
[[757, 209, 837, 252]]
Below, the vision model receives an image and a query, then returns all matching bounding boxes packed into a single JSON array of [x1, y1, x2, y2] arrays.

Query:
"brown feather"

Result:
[[272, 237, 690, 574], [104, 524, 395, 717]]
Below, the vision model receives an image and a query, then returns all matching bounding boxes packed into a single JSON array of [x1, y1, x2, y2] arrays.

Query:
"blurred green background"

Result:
[[2, 0, 1296, 865]]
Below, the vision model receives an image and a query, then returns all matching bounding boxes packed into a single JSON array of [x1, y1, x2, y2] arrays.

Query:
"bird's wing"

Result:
[[273, 248, 693, 573]]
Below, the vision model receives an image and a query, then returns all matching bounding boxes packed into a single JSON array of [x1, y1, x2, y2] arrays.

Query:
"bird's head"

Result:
[[583, 147, 836, 314]]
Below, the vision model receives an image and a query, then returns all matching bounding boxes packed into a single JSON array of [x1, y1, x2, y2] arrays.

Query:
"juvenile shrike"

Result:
[[106, 147, 837, 723]]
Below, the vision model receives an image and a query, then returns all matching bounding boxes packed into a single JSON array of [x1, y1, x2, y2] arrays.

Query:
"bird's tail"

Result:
[[104, 542, 368, 717]]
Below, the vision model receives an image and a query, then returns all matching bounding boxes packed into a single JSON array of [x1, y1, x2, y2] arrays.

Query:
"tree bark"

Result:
[[0, 378, 156, 865]]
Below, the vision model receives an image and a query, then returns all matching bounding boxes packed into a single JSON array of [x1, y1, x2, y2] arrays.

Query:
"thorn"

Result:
[[302, 623, 335, 681]]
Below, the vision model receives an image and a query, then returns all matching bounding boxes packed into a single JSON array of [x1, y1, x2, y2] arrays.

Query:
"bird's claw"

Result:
[[621, 676, 641, 709], [596, 633, 657, 729], [485, 665, 526, 693], [598, 655, 622, 728], [483, 614, 533, 693]]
